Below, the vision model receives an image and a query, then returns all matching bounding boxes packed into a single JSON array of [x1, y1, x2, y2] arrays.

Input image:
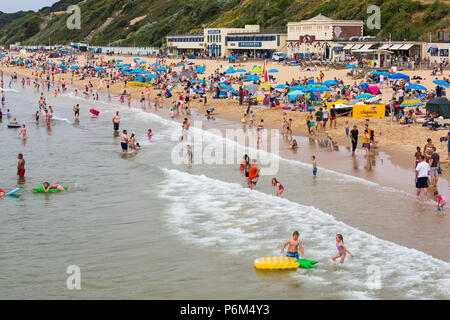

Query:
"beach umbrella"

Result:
[[196, 66, 205, 73], [155, 67, 166, 72], [38, 67, 43, 71], [355, 93, 374, 100], [70, 66, 79, 70], [152, 62, 160, 66], [225, 67, 236, 74], [139, 61, 147, 64], [268, 69, 279, 73], [246, 84, 259, 95], [288, 90, 305, 97], [94, 67, 104, 71], [245, 75, 259, 82], [345, 64, 357, 69], [388, 73, 409, 80], [177, 63, 185, 66], [252, 66, 262, 73], [236, 69, 246, 73], [290, 85, 307, 91], [122, 64, 131, 67], [306, 86, 330, 92], [406, 84, 427, 91], [401, 99, 424, 107], [433, 80, 450, 87], [133, 58, 140, 61], [275, 84, 288, 89], [371, 71, 390, 76], [122, 67, 131, 71], [131, 68, 144, 73], [147, 74, 158, 78], [323, 80, 338, 86], [116, 59, 123, 62]]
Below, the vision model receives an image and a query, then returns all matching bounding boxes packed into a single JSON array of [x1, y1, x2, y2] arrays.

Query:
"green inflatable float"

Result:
[[32, 186, 68, 193], [297, 258, 319, 269]]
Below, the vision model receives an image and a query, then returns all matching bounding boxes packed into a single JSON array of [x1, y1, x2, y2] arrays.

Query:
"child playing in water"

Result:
[[312, 155, 317, 176], [435, 192, 446, 211], [42, 182, 65, 193], [20, 124, 27, 139], [272, 178, 284, 197], [332, 234, 353, 264], [147, 129, 153, 140], [281, 231, 305, 259]]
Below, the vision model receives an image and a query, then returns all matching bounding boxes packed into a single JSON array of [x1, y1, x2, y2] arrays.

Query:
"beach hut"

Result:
[[426, 97, 450, 118]]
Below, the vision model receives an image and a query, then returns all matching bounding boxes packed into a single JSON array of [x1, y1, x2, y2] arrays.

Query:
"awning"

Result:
[[378, 44, 391, 50], [351, 44, 364, 50], [359, 44, 374, 50], [389, 44, 403, 50], [399, 44, 414, 50], [343, 44, 354, 50]]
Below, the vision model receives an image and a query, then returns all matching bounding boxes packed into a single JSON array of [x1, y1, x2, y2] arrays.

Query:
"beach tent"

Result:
[[426, 97, 450, 118], [368, 85, 381, 95], [433, 80, 450, 87], [220, 85, 237, 95], [371, 71, 390, 76], [388, 73, 410, 80], [345, 64, 357, 69], [252, 66, 262, 73], [196, 66, 205, 73]]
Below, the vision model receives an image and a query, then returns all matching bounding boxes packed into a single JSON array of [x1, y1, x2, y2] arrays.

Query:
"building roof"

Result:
[[305, 14, 333, 22], [166, 34, 203, 37], [226, 31, 286, 36]]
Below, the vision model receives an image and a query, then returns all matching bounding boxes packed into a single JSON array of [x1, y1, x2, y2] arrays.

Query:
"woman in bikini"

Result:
[[272, 178, 284, 197]]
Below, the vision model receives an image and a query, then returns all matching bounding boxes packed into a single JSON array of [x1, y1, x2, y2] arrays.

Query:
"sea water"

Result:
[[0, 84, 449, 299]]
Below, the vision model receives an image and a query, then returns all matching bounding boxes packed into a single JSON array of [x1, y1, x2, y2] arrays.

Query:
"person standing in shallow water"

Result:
[[17, 153, 25, 179], [112, 111, 120, 132], [121, 130, 128, 153]]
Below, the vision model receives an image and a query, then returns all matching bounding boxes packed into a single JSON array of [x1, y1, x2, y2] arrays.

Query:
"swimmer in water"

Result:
[[312, 155, 317, 176], [271, 178, 284, 197], [0, 188, 5, 197], [42, 182, 65, 193], [20, 124, 27, 139], [35, 111, 40, 124], [332, 234, 353, 264], [10, 117, 18, 125], [147, 129, 153, 140], [281, 231, 305, 259]]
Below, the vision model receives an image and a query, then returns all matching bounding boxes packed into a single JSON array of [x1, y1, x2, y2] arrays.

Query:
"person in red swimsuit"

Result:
[[17, 153, 25, 178]]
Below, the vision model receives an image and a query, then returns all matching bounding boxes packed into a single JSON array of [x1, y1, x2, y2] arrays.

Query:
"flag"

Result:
[[262, 60, 269, 90]]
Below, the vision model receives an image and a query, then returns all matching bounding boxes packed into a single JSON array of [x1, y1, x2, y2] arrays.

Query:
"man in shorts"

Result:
[[112, 111, 120, 131], [121, 130, 128, 153], [430, 147, 440, 187], [329, 105, 337, 129], [17, 153, 25, 179], [248, 160, 260, 190], [415, 155, 430, 201]]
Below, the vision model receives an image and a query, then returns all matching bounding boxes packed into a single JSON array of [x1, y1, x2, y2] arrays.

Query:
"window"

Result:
[[440, 49, 449, 56]]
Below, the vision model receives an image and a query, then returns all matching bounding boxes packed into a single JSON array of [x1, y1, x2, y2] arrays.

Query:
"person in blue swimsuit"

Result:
[[280, 231, 305, 259], [312, 155, 317, 176], [332, 234, 354, 264]]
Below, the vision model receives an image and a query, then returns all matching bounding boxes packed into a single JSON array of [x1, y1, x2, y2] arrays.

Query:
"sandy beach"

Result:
[[3, 52, 450, 182]]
